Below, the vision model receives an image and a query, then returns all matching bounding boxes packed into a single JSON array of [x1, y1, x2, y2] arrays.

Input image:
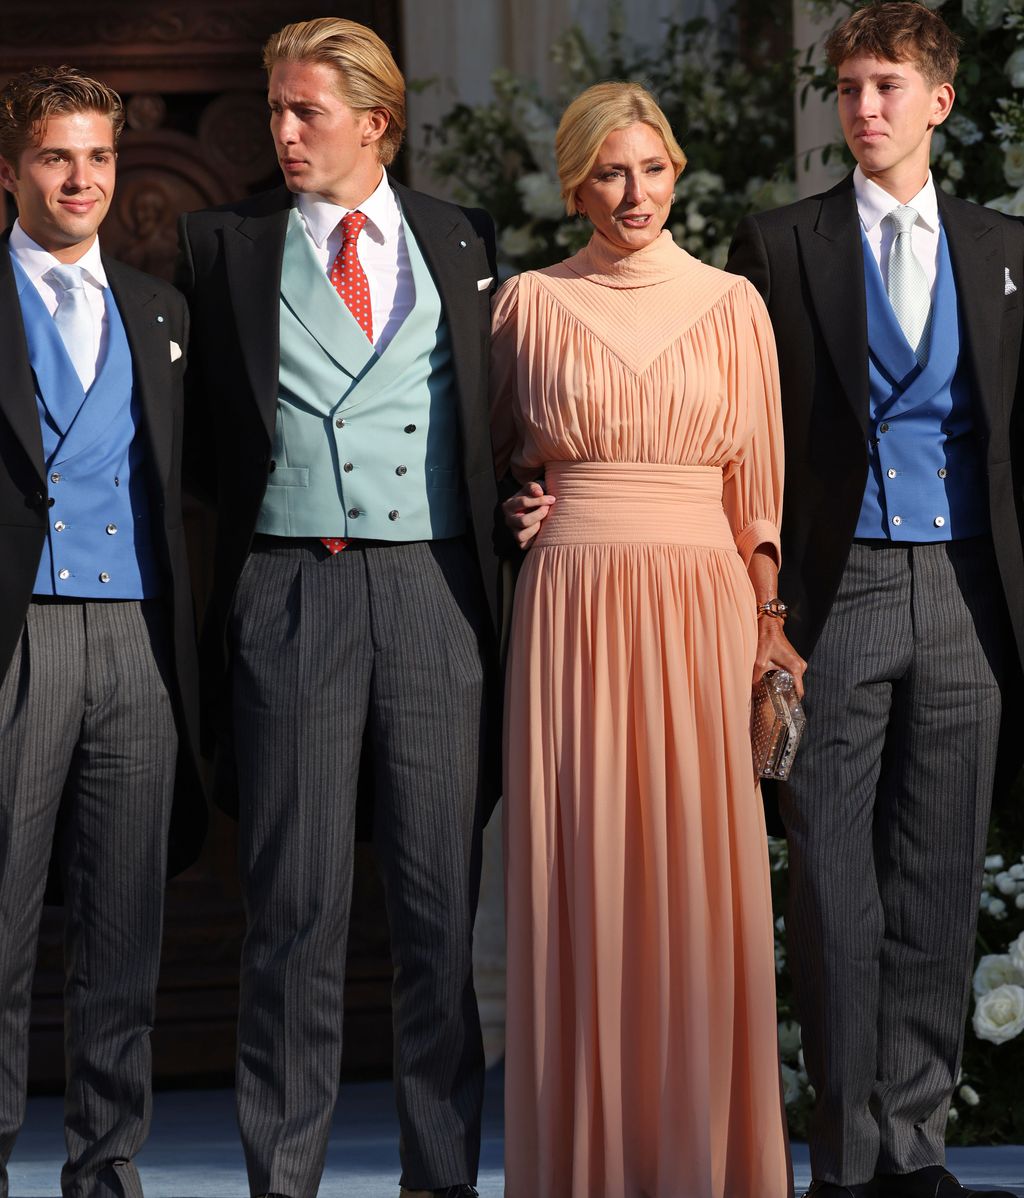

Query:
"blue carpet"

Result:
[[8, 1071, 1024, 1196]]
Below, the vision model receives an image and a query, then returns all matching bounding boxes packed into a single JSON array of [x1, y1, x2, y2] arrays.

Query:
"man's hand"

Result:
[[502, 481, 555, 550]]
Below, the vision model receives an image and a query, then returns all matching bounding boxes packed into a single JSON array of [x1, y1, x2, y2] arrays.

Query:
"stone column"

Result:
[[793, 0, 844, 198]]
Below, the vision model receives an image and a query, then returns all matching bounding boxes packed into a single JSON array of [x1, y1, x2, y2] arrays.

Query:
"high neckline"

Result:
[[563, 228, 689, 288]]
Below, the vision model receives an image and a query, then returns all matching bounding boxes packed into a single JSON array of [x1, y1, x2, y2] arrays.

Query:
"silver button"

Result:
[[879, 423, 890, 434], [336, 417, 345, 428], [343, 462, 354, 472], [98, 572, 110, 583], [51, 472, 61, 483], [106, 523, 118, 535], [937, 467, 948, 478], [388, 509, 400, 521], [348, 508, 360, 518], [934, 515, 946, 528], [156, 315, 165, 323], [396, 465, 407, 477], [53, 520, 65, 532], [887, 468, 897, 479], [58, 568, 70, 580], [892, 515, 902, 526]]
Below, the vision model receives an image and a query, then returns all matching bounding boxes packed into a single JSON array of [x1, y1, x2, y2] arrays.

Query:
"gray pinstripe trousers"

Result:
[[780, 538, 1010, 1187], [231, 536, 488, 1198], [0, 599, 177, 1198]]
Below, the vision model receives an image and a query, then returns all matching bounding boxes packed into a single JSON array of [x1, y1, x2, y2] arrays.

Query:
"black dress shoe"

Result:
[[399, 1187, 479, 1198], [803, 1182, 877, 1198], [876, 1165, 1016, 1198], [803, 1181, 877, 1197]]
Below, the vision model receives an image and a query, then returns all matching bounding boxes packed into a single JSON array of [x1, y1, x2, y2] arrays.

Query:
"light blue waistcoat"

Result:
[[256, 207, 466, 540], [856, 227, 988, 541], [12, 255, 160, 598]]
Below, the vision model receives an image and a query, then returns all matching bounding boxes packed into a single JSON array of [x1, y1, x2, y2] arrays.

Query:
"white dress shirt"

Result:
[[8, 220, 109, 391], [296, 171, 416, 354], [854, 165, 941, 299]]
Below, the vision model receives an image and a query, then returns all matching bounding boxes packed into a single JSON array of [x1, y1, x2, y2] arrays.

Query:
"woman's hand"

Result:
[[753, 616, 807, 700], [502, 481, 555, 550]]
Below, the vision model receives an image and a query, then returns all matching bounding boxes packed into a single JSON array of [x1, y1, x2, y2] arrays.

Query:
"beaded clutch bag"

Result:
[[751, 669, 806, 781]]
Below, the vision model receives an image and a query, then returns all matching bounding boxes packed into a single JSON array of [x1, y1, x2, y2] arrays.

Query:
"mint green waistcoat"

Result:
[[256, 207, 466, 540]]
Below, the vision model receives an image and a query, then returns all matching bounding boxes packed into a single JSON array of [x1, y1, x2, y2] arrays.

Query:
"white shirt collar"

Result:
[[295, 169, 400, 249], [8, 219, 108, 289], [853, 165, 939, 234]]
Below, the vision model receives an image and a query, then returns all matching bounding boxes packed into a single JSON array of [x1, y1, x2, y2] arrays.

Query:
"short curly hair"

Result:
[[0, 65, 124, 167], [825, 2, 960, 87]]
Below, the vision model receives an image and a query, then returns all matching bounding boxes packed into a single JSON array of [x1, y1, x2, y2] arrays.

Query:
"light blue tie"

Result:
[[47, 263, 95, 387], [884, 205, 932, 366]]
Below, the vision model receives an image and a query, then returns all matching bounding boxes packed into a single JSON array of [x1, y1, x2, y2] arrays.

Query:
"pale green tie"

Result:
[[47, 263, 95, 388], [884, 205, 931, 366]]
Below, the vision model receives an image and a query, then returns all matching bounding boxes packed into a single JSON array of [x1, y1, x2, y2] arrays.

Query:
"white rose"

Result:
[[1004, 144, 1024, 188], [974, 953, 1024, 996], [987, 187, 1024, 217], [1007, 46, 1024, 87], [1016, 893, 1024, 909], [931, 131, 947, 159], [946, 158, 965, 182], [1009, 931, 1024, 971], [516, 172, 566, 222], [987, 854, 1006, 871], [498, 225, 537, 261], [687, 211, 707, 233], [973, 983, 1024, 1044], [959, 1084, 981, 1106], [996, 871, 1019, 895], [780, 1063, 802, 1105], [963, 0, 1008, 28], [1010, 863, 1024, 880], [778, 1020, 802, 1059], [948, 1106, 960, 1122]]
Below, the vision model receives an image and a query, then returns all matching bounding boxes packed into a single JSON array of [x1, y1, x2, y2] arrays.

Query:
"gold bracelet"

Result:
[[756, 598, 788, 620]]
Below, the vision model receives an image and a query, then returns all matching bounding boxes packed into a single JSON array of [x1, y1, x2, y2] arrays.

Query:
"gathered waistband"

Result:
[[535, 462, 734, 549]]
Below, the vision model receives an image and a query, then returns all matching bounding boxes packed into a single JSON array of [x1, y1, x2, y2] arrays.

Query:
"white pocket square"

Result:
[[1006, 267, 1017, 296], [477, 277, 493, 292], [170, 340, 182, 362]]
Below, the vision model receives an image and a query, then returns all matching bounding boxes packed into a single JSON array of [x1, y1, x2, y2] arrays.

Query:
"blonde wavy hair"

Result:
[[556, 81, 686, 217]]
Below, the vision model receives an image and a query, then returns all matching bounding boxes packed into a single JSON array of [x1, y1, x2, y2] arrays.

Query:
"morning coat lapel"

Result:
[[104, 254, 175, 491], [279, 208, 375, 384], [0, 235, 46, 481], [222, 189, 290, 443], [938, 189, 1008, 438], [798, 175, 870, 433], [392, 181, 481, 438]]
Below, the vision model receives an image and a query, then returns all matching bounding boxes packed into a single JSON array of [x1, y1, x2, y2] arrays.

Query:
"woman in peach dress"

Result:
[[491, 82, 805, 1198]]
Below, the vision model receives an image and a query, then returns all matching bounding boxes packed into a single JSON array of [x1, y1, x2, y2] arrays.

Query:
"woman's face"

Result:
[[574, 121, 675, 253]]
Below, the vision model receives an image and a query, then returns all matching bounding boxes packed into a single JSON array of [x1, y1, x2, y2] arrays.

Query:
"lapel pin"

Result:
[[1005, 268, 1017, 296], [459, 240, 467, 248]]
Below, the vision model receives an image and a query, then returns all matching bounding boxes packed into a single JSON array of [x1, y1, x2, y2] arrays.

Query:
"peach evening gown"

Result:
[[491, 229, 791, 1198]]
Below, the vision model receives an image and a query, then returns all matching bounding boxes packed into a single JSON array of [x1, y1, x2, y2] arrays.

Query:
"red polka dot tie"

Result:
[[330, 210, 373, 342], [321, 211, 373, 555]]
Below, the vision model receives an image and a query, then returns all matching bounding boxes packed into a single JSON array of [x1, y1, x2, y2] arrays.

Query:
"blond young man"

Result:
[[178, 19, 499, 1198]]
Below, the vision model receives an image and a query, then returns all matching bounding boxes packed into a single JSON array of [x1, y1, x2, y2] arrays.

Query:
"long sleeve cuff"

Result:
[[734, 519, 781, 569]]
